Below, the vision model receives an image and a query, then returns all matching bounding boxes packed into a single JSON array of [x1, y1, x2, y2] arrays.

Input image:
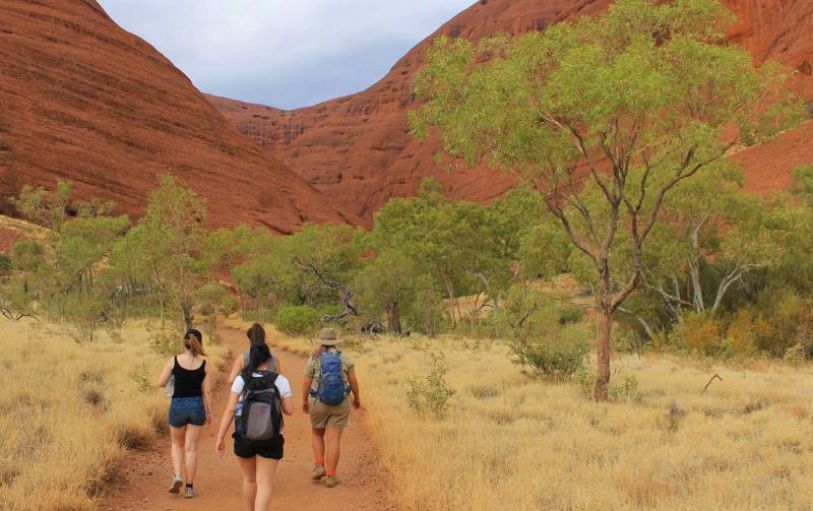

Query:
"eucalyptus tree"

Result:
[[411, 0, 799, 399]]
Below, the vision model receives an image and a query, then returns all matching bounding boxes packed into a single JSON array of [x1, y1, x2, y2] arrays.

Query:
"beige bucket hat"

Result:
[[317, 327, 344, 346]]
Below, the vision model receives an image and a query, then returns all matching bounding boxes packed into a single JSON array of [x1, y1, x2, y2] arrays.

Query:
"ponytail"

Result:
[[247, 323, 266, 346], [184, 328, 206, 357], [241, 342, 271, 383]]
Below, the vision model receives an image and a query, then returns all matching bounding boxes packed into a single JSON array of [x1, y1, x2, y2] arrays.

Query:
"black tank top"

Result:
[[172, 356, 206, 398]]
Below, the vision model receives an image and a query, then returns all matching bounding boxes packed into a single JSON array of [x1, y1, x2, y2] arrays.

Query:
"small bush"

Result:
[[0, 253, 11, 276], [558, 307, 584, 325], [274, 305, 322, 336], [512, 337, 588, 382], [783, 343, 807, 364], [406, 353, 456, 418], [674, 313, 724, 356], [609, 374, 639, 402], [148, 323, 182, 356]]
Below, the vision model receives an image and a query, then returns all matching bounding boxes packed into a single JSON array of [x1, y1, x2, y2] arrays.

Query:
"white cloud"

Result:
[[98, 0, 474, 109]]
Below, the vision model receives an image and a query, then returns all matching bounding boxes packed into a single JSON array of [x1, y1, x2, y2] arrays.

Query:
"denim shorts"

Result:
[[168, 396, 206, 428]]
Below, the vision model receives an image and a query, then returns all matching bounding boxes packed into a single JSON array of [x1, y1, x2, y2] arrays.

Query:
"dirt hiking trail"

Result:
[[101, 321, 394, 510]]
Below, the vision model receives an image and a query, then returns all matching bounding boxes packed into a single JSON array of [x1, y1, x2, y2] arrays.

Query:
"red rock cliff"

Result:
[[209, 0, 813, 223], [0, 0, 357, 233]]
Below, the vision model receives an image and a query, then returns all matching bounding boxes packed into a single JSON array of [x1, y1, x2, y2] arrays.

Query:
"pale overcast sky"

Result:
[[98, 1, 474, 110]]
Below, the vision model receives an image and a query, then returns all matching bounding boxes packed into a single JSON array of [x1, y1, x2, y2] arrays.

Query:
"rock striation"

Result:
[[210, 0, 813, 223], [0, 0, 357, 232]]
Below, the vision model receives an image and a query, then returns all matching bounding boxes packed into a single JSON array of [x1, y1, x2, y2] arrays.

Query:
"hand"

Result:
[[206, 413, 213, 426], [353, 399, 362, 410], [302, 401, 310, 414], [215, 437, 225, 457]]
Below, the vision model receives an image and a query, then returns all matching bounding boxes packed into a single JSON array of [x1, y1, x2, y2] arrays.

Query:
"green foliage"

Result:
[[512, 336, 589, 382], [195, 282, 232, 317], [0, 253, 11, 276], [8, 180, 72, 231], [406, 353, 456, 418], [148, 323, 184, 356], [129, 175, 209, 326], [273, 305, 322, 336], [411, 0, 799, 395]]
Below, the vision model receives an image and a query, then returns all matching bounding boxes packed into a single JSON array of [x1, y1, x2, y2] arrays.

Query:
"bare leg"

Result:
[[255, 456, 279, 511], [183, 425, 203, 484], [311, 427, 326, 463], [237, 456, 257, 511], [325, 427, 344, 477], [169, 426, 186, 478]]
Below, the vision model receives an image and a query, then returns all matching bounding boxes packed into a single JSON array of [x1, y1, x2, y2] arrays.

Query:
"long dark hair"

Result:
[[247, 323, 265, 346], [241, 342, 272, 383]]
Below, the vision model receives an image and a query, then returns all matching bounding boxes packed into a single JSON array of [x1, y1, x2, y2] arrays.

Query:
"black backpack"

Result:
[[239, 371, 283, 443]]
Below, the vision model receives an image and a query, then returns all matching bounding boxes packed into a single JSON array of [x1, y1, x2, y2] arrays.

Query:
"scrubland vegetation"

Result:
[[1, 0, 811, 508], [250, 324, 813, 510], [0, 320, 224, 511], [360, 336, 813, 510]]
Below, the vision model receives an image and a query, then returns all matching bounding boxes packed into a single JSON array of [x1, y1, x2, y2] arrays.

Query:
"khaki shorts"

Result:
[[309, 397, 351, 430]]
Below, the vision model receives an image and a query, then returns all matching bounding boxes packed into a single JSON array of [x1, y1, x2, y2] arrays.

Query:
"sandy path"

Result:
[[100, 321, 393, 511]]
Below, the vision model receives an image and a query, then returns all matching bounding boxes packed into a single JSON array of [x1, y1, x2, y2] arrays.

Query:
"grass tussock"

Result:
[[341, 334, 813, 510], [0, 319, 225, 511]]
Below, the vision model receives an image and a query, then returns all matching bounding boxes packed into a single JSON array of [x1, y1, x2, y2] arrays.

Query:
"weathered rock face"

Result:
[[0, 0, 357, 233], [210, 0, 813, 224]]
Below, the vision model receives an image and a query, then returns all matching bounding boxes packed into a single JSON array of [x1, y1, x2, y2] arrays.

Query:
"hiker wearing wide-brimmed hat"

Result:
[[302, 327, 361, 488]]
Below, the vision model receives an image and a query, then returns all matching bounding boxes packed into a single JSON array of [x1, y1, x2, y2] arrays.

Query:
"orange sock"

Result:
[[315, 459, 325, 466], [326, 470, 336, 477]]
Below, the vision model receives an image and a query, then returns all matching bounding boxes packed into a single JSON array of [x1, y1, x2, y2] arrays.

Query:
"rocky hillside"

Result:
[[0, 0, 357, 233], [210, 0, 813, 223]]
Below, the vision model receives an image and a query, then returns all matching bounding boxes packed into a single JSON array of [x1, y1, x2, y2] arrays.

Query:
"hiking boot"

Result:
[[168, 475, 183, 494], [312, 464, 326, 480], [325, 476, 338, 489], [184, 486, 195, 499]]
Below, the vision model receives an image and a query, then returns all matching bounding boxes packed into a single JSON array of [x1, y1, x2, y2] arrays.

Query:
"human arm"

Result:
[[215, 391, 240, 457], [202, 361, 214, 425], [155, 358, 173, 387], [347, 368, 361, 410], [227, 355, 244, 386], [302, 376, 313, 413], [281, 396, 294, 416]]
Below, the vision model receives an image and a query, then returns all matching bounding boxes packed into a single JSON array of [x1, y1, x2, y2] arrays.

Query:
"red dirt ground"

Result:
[[99, 321, 393, 511], [0, 0, 357, 233], [209, 0, 813, 223]]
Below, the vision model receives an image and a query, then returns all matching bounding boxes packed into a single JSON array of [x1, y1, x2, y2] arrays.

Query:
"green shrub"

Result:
[[406, 353, 456, 418], [274, 305, 322, 336], [558, 307, 584, 325], [511, 336, 588, 382], [0, 253, 11, 276]]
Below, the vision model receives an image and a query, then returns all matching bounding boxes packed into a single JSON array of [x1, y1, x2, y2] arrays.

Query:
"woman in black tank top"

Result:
[[156, 329, 212, 499]]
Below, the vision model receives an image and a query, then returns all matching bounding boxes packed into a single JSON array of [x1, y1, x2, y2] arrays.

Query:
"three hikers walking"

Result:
[[158, 324, 362, 510]]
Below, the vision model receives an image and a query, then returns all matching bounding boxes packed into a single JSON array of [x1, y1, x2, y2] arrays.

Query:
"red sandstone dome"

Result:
[[209, 0, 813, 224], [0, 0, 357, 233]]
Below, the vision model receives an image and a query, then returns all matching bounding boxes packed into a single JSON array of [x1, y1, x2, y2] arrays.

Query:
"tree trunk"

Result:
[[594, 306, 612, 401], [387, 301, 402, 335], [444, 278, 457, 327]]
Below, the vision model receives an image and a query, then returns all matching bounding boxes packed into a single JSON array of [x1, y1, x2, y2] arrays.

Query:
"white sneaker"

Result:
[[168, 475, 183, 494]]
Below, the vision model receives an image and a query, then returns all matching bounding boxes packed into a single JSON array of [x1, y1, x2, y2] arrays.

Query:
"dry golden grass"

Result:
[[268, 324, 813, 510], [358, 337, 813, 510], [0, 319, 225, 511]]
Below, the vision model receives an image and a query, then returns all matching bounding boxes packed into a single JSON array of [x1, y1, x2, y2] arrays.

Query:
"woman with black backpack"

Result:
[[227, 323, 282, 385], [215, 342, 293, 511]]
